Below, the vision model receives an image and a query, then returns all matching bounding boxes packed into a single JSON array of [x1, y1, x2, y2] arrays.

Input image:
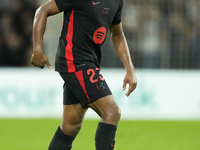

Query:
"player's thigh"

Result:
[[61, 81, 88, 125], [88, 95, 121, 125]]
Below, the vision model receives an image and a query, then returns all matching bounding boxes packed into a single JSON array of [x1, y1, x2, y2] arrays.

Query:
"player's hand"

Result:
[[30, 51, 52, 69], [122, 68, 137, 97]]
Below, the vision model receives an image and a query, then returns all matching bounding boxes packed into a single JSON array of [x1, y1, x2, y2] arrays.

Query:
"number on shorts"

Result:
[[87, 68, 105, 83], [87, 69, 98, 83]]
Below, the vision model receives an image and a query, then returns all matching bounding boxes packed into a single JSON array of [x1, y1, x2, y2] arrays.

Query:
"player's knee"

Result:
[[103, 107, 121, 123], [114, 107, 121, 121], [62, 123, 82, 132], [61, 123, 82, 137]]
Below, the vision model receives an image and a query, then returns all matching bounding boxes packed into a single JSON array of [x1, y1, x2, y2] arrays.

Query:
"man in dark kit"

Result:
[[30, 0, 137, 150]]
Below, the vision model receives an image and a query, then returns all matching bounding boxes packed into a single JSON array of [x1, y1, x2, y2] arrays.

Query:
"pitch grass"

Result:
[[0, 119, 200, 150]]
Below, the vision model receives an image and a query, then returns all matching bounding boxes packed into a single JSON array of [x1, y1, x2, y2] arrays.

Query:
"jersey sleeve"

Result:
[[54, 0, 76, 12], [112, 0, 123, 25]]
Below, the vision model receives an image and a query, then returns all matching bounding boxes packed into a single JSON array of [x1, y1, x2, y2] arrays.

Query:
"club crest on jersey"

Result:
[[96, 82, 105, 91], [102, 7, 110, 18], [93, 27, 106, 44]]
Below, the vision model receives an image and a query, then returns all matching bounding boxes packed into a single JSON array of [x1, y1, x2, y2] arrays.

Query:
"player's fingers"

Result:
[[122, 80, 127, 91], [30, 54, 33, 64], [30, 58, 34, 65], [126, 87, 132, 97], [126, 83, 136, 97], [46, 59, 52, 69], [126, 89, 132, 97]]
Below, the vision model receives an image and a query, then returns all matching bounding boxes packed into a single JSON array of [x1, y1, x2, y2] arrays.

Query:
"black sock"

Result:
[[48, 126, 75, 150], [95, 122, 117, 150]]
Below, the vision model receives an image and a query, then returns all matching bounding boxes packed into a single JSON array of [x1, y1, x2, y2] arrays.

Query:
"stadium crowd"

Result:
[[0, 0, 38, 66], [0, 0, 200, 68], [121, 0, 200, 68]]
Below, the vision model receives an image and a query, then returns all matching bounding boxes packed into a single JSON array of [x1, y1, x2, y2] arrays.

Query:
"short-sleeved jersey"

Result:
[[54, 0, 123, 73]]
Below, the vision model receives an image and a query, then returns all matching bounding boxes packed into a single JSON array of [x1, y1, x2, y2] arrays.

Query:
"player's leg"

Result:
[[88, 95, 120, 125], [61, 104, 88, 137], [48, 103, 88, 150], [88, 95, 121, 150], [48, 78, 88, 150]]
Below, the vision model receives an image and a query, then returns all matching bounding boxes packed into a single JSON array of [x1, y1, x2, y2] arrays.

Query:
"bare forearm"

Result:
[[112, 30, 137, 96], [33, 0, 60, 53], [112, 32, 134, 71], [33, 6, 48, 52]]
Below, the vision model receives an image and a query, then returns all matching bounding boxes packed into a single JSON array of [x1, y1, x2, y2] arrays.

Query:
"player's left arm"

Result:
[[110, 22, 137, 96]]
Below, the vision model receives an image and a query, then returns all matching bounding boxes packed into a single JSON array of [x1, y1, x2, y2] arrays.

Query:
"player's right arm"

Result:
[[31, 0, 60, 69]]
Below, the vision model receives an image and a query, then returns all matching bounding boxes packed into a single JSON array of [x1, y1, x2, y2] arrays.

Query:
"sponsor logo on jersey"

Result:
[[93, 27, 106, 44]]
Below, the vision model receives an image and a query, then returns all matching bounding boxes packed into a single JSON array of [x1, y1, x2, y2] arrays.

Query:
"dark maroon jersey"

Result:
[[54, 0, 123, 73]]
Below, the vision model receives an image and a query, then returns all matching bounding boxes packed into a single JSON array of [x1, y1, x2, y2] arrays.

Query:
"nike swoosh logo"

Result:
[[92, 1, 100, 5]]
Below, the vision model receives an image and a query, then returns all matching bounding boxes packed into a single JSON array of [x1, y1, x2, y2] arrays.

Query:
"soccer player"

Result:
[[30, 0, 137, 149]]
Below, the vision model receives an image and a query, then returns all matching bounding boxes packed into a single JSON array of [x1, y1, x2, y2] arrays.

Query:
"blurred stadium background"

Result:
[[0, 0, 200, 150]]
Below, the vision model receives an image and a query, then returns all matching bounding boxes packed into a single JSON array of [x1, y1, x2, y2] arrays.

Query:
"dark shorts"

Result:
[[59, 68, 112, 107]]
